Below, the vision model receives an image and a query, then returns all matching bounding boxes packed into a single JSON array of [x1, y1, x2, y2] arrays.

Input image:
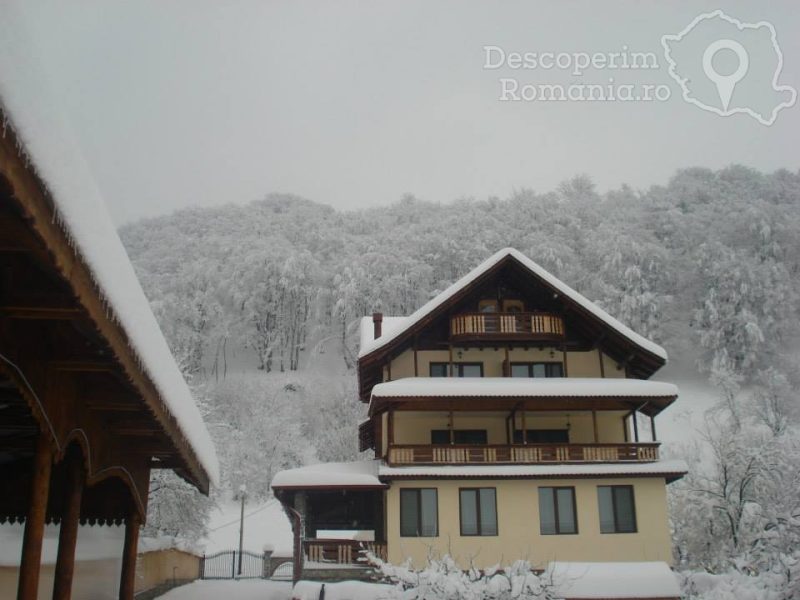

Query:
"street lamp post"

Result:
[[237, 484, 247, 576]]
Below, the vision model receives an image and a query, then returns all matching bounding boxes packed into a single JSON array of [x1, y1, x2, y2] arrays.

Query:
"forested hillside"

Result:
[[122, 166, 800, 596]]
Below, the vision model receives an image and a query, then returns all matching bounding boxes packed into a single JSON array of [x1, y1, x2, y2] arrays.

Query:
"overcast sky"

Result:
[[13, 0, 800, 224]]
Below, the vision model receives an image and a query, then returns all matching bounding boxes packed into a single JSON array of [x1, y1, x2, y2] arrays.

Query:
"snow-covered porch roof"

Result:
[[271, 461, 387, 491], [546, 561, 681, 599], [379, 459, 688, 483], [368, 377, 678, 417]]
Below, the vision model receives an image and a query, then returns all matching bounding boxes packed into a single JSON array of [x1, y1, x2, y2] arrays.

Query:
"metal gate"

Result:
[[200, 550, 265, 579]]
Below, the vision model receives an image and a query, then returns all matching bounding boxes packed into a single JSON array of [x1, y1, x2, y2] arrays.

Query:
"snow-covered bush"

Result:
[[364, 552, 556, 600]]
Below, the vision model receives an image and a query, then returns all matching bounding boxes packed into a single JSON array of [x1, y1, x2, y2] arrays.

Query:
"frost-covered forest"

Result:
[[121, 165, 800, 599]]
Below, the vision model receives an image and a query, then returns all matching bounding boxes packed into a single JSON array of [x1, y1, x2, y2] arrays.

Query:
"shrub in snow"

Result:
[[363, 551, 556, 600]]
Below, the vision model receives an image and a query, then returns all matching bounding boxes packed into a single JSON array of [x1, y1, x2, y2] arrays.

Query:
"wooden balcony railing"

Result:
[[388, 443, 659, 466], [450, 312, 565, 341], [303, 539, 387, 565]]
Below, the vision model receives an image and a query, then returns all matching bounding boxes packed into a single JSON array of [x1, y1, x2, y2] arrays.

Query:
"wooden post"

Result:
[[592, 410, 599, 443], [521, 409, 527, 445], [118, 510, 141, 600], [387, 410, 395, 446], [561, 343, 569, 376], [52, 452, 85, 600], [448, 404, 454, 445], [504, 347, 510, 377], [597, 348, 605, 378], [650, 415, 657, 441], [632, 410, 639, 443], [448, 344, 453, 377], [413, 337, 419, 377], [622, 414, 629, 442], [17, 432, 53, 600]]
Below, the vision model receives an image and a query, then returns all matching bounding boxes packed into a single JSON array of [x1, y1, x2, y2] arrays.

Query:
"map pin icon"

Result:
[[702, 39, 749, 111]]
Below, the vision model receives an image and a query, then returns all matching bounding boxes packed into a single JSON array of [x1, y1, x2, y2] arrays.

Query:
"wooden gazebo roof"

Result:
[[0, 115, 217, 524]]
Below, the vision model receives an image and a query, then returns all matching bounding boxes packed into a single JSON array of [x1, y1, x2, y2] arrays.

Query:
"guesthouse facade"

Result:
[[273, 248, 685, 597]]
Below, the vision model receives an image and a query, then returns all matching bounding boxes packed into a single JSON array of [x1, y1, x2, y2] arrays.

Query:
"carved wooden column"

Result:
[[52, 451, 85, 600], [17, 432, 53, 600], [118, 509, 141, 600]]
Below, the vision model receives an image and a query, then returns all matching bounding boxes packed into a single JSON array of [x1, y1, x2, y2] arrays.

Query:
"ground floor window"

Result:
[[598, 485, 637, 533], [400, 488, 438, 537], [459, 488, 498, 536], [538, 487, 578, 534]]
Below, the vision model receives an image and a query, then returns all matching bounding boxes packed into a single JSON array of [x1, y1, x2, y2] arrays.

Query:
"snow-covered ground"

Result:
[[0, 523, 124, 566], [156, 579, 292, 600], [201, 498, 293, 556]]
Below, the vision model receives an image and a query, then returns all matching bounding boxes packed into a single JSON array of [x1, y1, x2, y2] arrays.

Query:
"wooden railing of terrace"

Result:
[[303, 539, 387, 565], [387, 443, 659, 465], [450, 312, 565, 341]]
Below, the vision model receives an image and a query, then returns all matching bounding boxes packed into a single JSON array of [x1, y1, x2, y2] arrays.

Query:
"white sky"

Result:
[[11, 0, 800, 224]]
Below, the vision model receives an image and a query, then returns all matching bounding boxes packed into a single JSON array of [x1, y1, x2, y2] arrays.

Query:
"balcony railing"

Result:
[[387, 443, 659, 466], [450, 312, 565, 341], [303, 539, 387, 565]]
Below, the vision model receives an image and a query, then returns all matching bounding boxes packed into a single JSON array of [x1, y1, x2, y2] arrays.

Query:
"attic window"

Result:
[[478, 299, 498, 313], [502, 299, 524, 312]]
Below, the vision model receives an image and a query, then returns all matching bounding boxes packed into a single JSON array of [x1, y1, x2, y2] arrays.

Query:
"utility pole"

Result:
[[237, 484, 247, 576]]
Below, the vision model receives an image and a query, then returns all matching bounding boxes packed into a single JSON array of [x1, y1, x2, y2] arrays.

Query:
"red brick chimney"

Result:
[[372, 312, 383, 339]]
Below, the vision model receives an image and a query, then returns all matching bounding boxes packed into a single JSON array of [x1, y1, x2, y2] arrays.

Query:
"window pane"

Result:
[[546, 363, 564, 377], [614, 487, 636, 533], [479, 489, 498, 535], [598, 486, 615, 533], [420, 489, 438, 536], [400, 490, 419, 536], [510, 364, 530, 378], [532, 363, 547, 377], [460, 364, 482, 377], [430, 364, 448, 377], [556, 488, 577, 534], [431, 430, 450, 445], [538, 488, 556, 535], [454, 430, 488, 445], [460, 490, 478, 535]]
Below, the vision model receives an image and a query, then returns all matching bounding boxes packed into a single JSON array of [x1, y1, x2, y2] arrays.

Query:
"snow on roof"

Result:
[[271, 460, 385, 489], [0, 8, 218, 485], [378, 459, 688, 480], [358, 316, 410, 353], [370, 377, 679, 399], [358, 248, 667, 361], [546, 561, 681, 599]]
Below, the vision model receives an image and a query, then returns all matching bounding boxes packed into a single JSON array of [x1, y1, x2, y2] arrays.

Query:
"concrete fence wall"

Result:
[[0, 548, 201, 599]]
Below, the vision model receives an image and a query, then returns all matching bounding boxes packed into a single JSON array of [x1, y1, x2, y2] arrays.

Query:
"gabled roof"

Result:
[[0, 20, 218, 487], [360, 248, 666, 360]]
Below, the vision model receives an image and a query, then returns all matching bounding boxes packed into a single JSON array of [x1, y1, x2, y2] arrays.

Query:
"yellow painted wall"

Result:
[[385, 477, 672, 569], [135, 549, 201, 593], [391, 411, 628, 445], [387, 348, 623, 380]]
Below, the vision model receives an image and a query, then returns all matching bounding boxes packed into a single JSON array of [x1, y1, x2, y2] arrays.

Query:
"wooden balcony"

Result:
[[450, 312, 565, 342], [387, 442, 659, 466], [303, 539, 387, 565]]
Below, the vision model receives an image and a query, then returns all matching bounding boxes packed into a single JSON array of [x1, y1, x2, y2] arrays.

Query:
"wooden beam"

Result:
[[52, 453, 85, 600], [17, 433, 53, 600], [650, 415, 657, 441], [118, 510, 141, 600], [592, 409, 599, 443], [49, 360, 117, 373]]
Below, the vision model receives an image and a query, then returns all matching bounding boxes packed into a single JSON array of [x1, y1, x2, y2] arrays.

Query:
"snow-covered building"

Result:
[[273, 248, 686, 597]]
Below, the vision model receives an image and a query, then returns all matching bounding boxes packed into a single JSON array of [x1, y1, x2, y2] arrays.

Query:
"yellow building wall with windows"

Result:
[[385, 348, 626, 380], [384, 477, 672, 569], [391, 410, 629, 446]]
